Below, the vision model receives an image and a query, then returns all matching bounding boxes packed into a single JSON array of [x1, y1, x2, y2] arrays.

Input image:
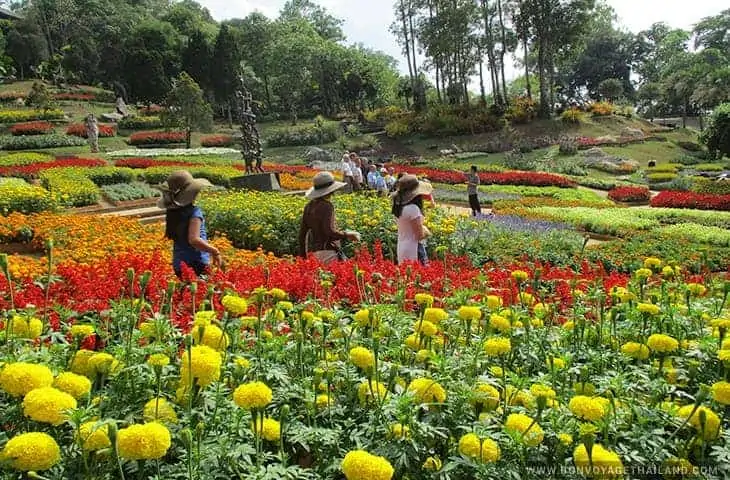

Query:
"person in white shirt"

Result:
[[350, 155, 363, 191], [340, 153, 353, 192], [391, 174, 433, 265]]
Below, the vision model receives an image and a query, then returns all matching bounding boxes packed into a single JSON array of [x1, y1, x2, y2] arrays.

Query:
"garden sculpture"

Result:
[[84, 113, 99, 153], [235, 80, 264, 174]]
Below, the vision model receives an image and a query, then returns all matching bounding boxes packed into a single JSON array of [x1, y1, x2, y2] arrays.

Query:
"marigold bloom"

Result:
[[181, 345, 222, 387], [221, 295, 248, 315], [88, 352, 119, 376], [489, 314, 511, 333], [511, 270, 529, 282], [69, 324, 95, 338], [6, 315, 43, 339], [53, 372, 92, 399], [193, 310, 217, 326], [233, 381, 273, 410], [235, 356, 250, 369], [661, 266, 675, 277], [458, 433, 500, 463], [423, 307, 448, 324], [414, 320, 438, 337], [621, 342, 650, 360], [0, 432, 60, 471], [686, 283, 707, 296], [191, 323, 229, 351], [558, 433, 573, 446], [484, 337, 511, 356], [251, 417, 281, 441], [647, 334, 679, 353], [414, 293, 434, 307], [350, 346, 375, 369], [486, 295, 503, 310], [0, 362, 53, 397], [268, 288, 287, 300], [23, 387, 78, 425], [342, 450, 394, 480], [77, 421, 111, 451], [388, 423, 410, 439], [357, 379, 388, 405], [547, 357, 566, 369], [422, 456, 442, 471], [711, 381, 730, 405], [634, 268, 653, 280], [529, 384, 556, 400], [354, 309, 376, 327], [637, 303, 660, 315], [315, 394, 331, 409], [458, 306, 482, 321], [573, 444, 624, 478], [677, 405, 721, 440], [644, 257, 662, 269], [147, 353, 170, 368], [568, 395, 607, 422], [117, 422, 171, 460], [143, 398, 178, 424], [70, 349, 96, 377], [408, 378, 447, 404], [505, 413, 544, 446]]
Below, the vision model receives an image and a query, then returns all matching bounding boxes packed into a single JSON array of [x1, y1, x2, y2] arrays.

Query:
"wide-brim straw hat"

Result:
[[156, 170, 213, 209], [392, 173, 433, 204], [306, 171, 347, 200]]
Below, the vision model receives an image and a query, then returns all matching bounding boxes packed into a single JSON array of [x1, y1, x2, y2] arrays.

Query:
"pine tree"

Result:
[[182, 30, 213, 93], [210, 24, 241, 126]]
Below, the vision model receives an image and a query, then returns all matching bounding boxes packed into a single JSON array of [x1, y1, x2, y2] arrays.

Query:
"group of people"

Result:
[[158, 163, 482, 279], [340, 152, 396, 195]]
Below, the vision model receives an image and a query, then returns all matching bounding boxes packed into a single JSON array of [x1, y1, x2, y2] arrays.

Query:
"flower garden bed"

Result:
[[607, 186, 651, 204], [66, 123, 117, 138], [652, 191, 730, 211], [128, 131, 187, 146], [9, 121, 55, 136], [201, 134, 235, 147], [0, 134, 87, 151], [398, 167, 576, 188], [0, 109, 65, 124]]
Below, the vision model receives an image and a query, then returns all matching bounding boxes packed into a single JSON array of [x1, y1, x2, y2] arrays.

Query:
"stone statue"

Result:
[[115, 97, 128, 117], [84, 113, 99, 153], [235, 77, 264, 174]]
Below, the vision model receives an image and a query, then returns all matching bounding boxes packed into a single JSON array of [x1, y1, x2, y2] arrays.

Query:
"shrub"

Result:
[[691, 163, 725, 172], [676, 141, 703, 152], [9, 121, 55, 136], [139, 105, 165, 116], [139, 166, 240, 187], [81, 167, 137, 186], [200, 134, 235, 147], [416, 105, 503, 137], [118, 116, 164, 130], [101, 182, 160, 203], [651, 191, 730, 211], [265, 123, 339, 147], [558, 137, 578, 155], [128, 131, 186, 146], [506, 96, 537, 124], [40, 169, 100, 207], [0, 152, 54, 167], [0, 178, 56, 215], [616, 105, 635, 118], [691, 177, 730, 195], [589, 101, 615, 116], [65, 123, 116, 138], [650, 176, 694, 192], [702, 103, 730, 160], [363, 106, 407, 125], [53, 93, 95, 101], [384, 120, 410, 138], [608, 186, 651, 203], [0, 109, 65, 123], [340, 134, 380, 152], [647, 172, 678, 183], [26, 82, 54, 110], [647, 163, 683, 173], [0, 134, 87, 151], [675, 154, 704, 165], [560, 108, 584, 124]]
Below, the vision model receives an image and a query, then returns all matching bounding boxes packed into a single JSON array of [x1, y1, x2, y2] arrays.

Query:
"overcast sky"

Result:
[[201, 0, 727, 78]]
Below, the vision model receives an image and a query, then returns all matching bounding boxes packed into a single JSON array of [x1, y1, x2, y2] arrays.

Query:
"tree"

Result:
[[26, 81, 53, 110], [182, 29, 212, 92], [231, 13, 274, 111], [210, 24, 242, 126], [5, 20, 47, 79], [280, 0, 345, 42], [162, 72, 213, 149], [701, 103, 730, 160], [123, 20, 181, 104], [598, 78, 624, 102]]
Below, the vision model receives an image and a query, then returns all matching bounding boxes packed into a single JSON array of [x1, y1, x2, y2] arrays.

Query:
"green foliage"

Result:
[[39, 168, 100, 207], [0, 134, 86, 151], [123, 20, 181, 104], [118, 116, 164, 130], [690, 177, 730, 195], [646, 172, 678, 183], [384, 120, 410, 138], [101, 182, 160, 203], [266, 122, 339, 147], [560, 108, 583, 124], [702, 102, 730, 160], [505, 96, 537, 124], [139, 166, 241, 187], [339, 134, 379, 152], [0, 178, 56, 215], [415, 105, 503, 137], [81, 167, 137, 186], [0, 109, 64, 124], [597, 78, 624, 101], [25, 81, 54, 110], [691, 163, 725, 172], [162, 72, 213, 148]]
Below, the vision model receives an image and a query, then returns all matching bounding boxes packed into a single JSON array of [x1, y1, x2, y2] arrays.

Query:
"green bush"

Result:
[[339, 134, 380, 152], [0, 152, 53, 166], [118, 116, 164, 130], [39, 169, 100, 207], [0, 109, 64, 123], [0, 134, 87, 151], [101, 182, 160, 203], [646, 172, 678, 183], [0, 178, 56, 215], [692, 163, 725, 172], [646, 163, 683, 173], [506, 96, 537, 124], [675, 153, 704, 165], [265, 122, 339, 147], [384, 120, 410, 138], [560, 108, 584, 124], [701, 103, 730, 159], [690, 177, 730, 195], [139, 166, 240, 187], [363, 106, 408, 125], [80, 167, 137, 186]]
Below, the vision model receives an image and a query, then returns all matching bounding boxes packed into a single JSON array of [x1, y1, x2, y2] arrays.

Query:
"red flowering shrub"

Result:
[[0, 157, 106, 179], [608, 186, 651, 203], [66, 123, 116, 138], [9, 121, 55, 136], [398, 166, 576, 188], [128, 131, 186, 146], [651, 191, 730, 211], [114, 158, 198, 169], [201, 134, 235, 147], [54, 93, 95, 101]]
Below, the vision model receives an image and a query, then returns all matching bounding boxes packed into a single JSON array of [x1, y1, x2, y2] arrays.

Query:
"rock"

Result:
[[100, 112, 124, 123], [580, 147, 606, 158], [308, 160, 340, 171], [451, 144, 461, 153], [622, 127, 644, 139], [305, 147, 334, 163], [440, 149, 455, 156], [455, 152, 489, 159], [116, 97, 129, 117]]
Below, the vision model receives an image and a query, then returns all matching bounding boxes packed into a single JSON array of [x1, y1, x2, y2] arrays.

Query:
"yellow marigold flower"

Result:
[[573, 444, 624, 478], [221, 295, 248, 315], [342, 450, 394, 480], [350, 346, 375, 369], [620, 342, 650, 360], [473, 383, 500, 411], [143, 398, 178, 424], [53, 372, 91, 399], [486, 295, 503, 310], [530, 384, 556, 399], [511, 270, 529, 282], [233, 381, 273, 410], [563, 321, 575, 331], [251, 417, 281, 442], [644, 257, 662, 269], [458, 306, 482, 321], [357, 379, 388, 405], [484, 337, 511, 357], [193, 310, 217, 326], [423, 307, 448, 324], [414, 320, 438, 337], [192, 324, 229, 351], [262, 330, 274, 339], [489, 314, 511, 333], [354, 309, 376, 327], [139, 322, 157, 339], [533, 302, 549, 317], [489, 366, 504, 377], [568, 395, 607, 422], [506, 387, 535, 408], [6, 315, 42, 339], [404, 334, 422, 350], [235, 356, 250, 369], [388, 423, 410, 439], [181, 345, 222, 387], [88, 352, 119, 376], [0, 432, 60, 471], [530, 318, 544, 328], [663, 458, 698, 479], [518, 292, 535, 305], [647, 334, 679, 353], [408, 378, 447, 403], [422, 456, 442, 471], [573, 382, 596, 395], [635, 268, 653, 280], [547, 357, 566, 369], [662, 266, 675, 278], [70, 349, 96, 377], [558, 433, 573, 447], [686, 283, 707, 296], [0, 362, 53, 397], [117, 422, 171, 460], [414, 293, 434, 307], [268, 288, 287, 300], [23, 387, 77, 425], [415, 349, 432, 363], [712, 381, 730, 405], [147, 354, 170, 368], [277, 301, 293, 311], [78, 421, 111, 451], [677, 405, 721, 440], [505, 413, 544, 446], [637, 303, 660, 315], [458, 433, 500, 463], [319, 310, 335, 322], [70, 324, 95, 338], [315, 394, 331, 409]]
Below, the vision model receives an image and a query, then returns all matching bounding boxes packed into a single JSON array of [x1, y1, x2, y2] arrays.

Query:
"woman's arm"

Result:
[[410, 209, 428, 241], [188, 217, 221, 265]]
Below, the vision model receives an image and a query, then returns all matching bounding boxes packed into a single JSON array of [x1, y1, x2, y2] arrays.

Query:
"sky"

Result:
[[200, 0, 727, 78]]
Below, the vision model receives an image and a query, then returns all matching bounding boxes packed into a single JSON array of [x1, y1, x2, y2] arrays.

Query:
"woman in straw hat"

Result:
[[391, 174, 433, 265], [298, 171, 360, 265], [158, 170, 221, 278]]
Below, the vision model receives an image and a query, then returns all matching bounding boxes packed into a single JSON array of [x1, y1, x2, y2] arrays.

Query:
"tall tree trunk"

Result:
[[482, 0, 501, 105], [537, 38, 549, 118], [263, 75, 273, 112], [186, 127, 192, 149], [227, 101, 233, 129], [479, 57, 486, 105], [522, 32, 531, 99], [399, 0, 416, 106], [428, 0, 442, 104], [497, 0, 509, 105]]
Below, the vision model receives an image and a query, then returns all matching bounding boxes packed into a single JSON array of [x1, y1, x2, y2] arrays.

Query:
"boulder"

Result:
[[305, 147, 334, 163], [580, 147, 606, 158], [100, 112, 124, 123], [622, 127, 644, 139]]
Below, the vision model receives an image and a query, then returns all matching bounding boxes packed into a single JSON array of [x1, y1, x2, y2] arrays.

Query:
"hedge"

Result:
[[0, 109, 65, 123], [128, 131, 186, 146], [10, 121, 55, 136], [118, 116, 164, 130], [0, 134, 87, 151], [0, 178, 56, 215]]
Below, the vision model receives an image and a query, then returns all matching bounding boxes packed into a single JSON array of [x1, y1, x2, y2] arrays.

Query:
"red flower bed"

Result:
[[399, 166, 575, 188], [54, 93, 95, 101], [66, 123, 116, 138], [0, 157, 106, 179], [128, 131, 186, 146], [0, 91, 25, 102], [651, 191, 730, 211], [201, 134, 235, 147], [608, 186, 651, 203], [114, 158, 198, 169], [9, 121, 55, 136]]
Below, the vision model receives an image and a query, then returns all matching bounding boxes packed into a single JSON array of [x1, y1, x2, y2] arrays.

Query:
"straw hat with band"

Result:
[[157, 170, 213, 209], [393, 173, 433, 204], [306, 171, 347, 200]]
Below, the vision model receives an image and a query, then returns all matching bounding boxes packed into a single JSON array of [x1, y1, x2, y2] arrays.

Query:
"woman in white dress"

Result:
[[391, 174, 433, 264]]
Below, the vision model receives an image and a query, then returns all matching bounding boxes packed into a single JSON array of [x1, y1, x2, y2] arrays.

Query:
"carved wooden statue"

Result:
[[235, 80, 264, 174]]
